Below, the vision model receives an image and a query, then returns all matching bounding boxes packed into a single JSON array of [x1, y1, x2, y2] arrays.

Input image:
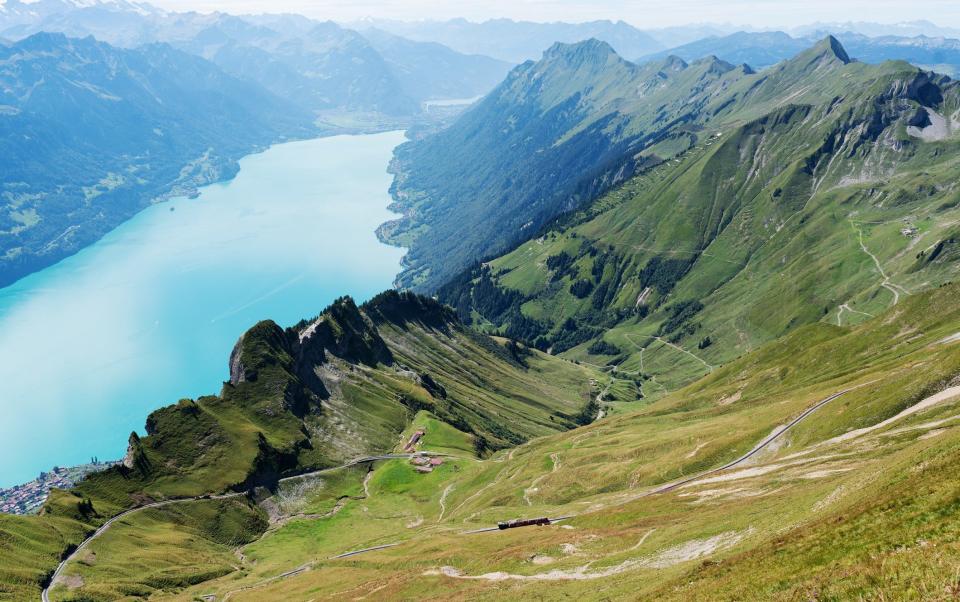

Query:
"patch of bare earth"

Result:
[[424, 529, 752, 581]]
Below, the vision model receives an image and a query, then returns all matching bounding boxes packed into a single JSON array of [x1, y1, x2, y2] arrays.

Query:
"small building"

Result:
[[403, 430, 425, 452]]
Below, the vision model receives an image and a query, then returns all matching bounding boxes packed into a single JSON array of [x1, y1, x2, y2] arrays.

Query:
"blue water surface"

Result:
[[0, 132, 407, 487]]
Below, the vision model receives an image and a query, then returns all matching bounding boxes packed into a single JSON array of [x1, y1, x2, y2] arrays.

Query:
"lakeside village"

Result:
[[0, 459, 116, 515]]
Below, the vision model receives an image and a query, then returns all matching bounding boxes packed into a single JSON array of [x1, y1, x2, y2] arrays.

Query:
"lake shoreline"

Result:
[[0, 132, 408, 488], [0, 122, 410, 292]]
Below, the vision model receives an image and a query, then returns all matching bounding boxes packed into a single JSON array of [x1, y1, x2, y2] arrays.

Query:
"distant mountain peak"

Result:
[[16, 30, 72, 51], [814, 35, 852, 64], [542, 38, 619, 66], [659, 54, 688, 71], [691, 54, 736, 74]]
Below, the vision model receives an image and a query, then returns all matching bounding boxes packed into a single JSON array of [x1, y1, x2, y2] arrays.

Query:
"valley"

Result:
[[3, 5, 960, 602], [30, 282, 960, 601]]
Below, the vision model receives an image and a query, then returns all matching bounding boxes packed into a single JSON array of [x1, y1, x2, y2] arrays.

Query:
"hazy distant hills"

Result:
[[641, 30, 960, 75], [0, 0, 165, 45], [178, 19, 511, 113], [361, 28, 512, 102], [355, 18, 665, 63], [0, 32, 316, 287], [791, 19, 960, 39], [178, 18, 420, 117], [0, 1, 516, 117]]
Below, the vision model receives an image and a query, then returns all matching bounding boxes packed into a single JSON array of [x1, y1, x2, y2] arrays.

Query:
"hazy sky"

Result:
[[146, 0, 960, 29]]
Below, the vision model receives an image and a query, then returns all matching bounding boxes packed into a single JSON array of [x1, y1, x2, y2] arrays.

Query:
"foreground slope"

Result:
[[0, 292, 597, 601], [167, 281, 960, 601], [438, 37, 960, 393]]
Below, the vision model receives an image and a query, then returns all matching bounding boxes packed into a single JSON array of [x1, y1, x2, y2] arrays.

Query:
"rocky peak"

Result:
[[811, 35, 852, 65], [14, 31, 71, 52], [691, 54, 736, 76], [295, 296, 392, 367], [541, 38, 620, 69], [657, 54, 689, 73]]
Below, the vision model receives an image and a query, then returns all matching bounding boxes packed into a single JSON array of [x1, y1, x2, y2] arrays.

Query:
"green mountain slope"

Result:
[[105, 279, 960, 601], [437, 37, 960, 396], [381, 40, 749, 290], [0, 292, 597, 601], [383, 36, 905, 291]]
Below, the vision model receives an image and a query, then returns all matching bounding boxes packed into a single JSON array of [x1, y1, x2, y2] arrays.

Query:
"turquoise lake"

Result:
[[0, 132, 407, 487]]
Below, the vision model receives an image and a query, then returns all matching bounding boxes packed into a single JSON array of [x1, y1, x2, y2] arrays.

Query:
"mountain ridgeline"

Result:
[[5, 24, 960, 602], [385, 36, 960, 392], [388, 36, 871, 290], [0, 291, 597, 599], [639, 30, 960, 76]]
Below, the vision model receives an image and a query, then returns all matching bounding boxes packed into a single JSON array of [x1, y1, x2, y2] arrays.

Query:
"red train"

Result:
[[497, 517, 551, 530]]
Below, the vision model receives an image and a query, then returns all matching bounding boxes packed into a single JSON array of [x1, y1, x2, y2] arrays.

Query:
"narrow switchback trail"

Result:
[[851, 221, 910, 307], [42, 454, 421, 602]]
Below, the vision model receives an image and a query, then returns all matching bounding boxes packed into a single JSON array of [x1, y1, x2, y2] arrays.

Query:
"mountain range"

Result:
[[388, 36, 960, 393], [0, 1, 514, 117], [0, 1, 515, 287], [353, 18, 665, 63], [0, 32, 315, 287], [3, 11, 960, 602], [641, 30, 960, 75]]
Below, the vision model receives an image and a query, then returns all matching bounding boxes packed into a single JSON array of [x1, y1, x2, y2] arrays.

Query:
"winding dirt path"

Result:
[[438, 484, 455, 522], [42, 454, 418, 601], [852, 222, 909, 306], [651, 336, 714, 372], [836, 303, 875, 325]]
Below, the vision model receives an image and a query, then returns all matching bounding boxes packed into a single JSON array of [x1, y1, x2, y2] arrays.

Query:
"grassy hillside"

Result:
[[383, 35, 945, 291], [156, 281, 960, 601], [7, 35, 960, 602], [438, 38, 960, 397], [0, 292, 597, 601]]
